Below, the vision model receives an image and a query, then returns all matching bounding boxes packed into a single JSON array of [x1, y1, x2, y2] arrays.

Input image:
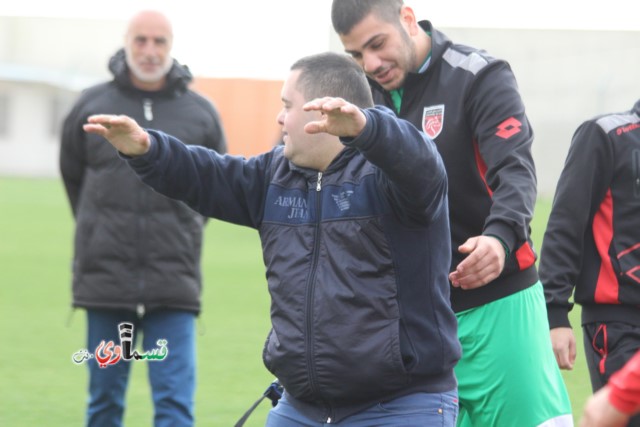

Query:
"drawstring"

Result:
[[591, 323, 608, 375]]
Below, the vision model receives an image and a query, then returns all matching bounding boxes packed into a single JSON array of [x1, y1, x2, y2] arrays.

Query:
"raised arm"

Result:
[[305, 98, 447, 224]]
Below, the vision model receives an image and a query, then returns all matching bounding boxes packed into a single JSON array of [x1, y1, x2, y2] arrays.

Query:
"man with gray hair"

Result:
[[60, 10, 227, 426]]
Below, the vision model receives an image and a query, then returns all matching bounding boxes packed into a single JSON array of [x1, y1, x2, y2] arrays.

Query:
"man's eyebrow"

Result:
[[345, 33, 384, 55], [133, 35, 168, 43]]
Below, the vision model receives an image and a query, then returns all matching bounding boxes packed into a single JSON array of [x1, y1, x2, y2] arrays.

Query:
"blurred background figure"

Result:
[[59, 9, 227, 427], [541, 99, 640, 427], [580, 349, 640, 427]]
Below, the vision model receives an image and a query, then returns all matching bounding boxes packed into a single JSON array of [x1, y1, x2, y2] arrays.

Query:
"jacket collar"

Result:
[[108, 48, 193, 97], [288, 146, 359, 178]]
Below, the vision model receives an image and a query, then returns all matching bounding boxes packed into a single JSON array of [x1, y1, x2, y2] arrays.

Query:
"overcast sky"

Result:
[[2, 0, 638, 79]]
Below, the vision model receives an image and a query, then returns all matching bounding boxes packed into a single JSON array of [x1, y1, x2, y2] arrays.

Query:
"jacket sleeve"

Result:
[[126, 129, 270, 228], [466, 61, 536, 253], [608, 350, 640, 415], [538, 120, 614, 328], [342, 106, 448, 225], [59, 96, 88, 218]]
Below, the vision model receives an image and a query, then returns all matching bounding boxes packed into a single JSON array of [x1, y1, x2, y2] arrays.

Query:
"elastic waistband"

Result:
[[581, 304, 640, 326], [450, 266, 539, 313]]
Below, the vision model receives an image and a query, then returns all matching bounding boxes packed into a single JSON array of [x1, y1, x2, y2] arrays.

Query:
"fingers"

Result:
[[457, 237, 479, 255], [550, 328, 576, 370], [86, 114, 118, 127], [82, 114, 149, 156], [449, 237, 503, 289], [554, 348, 574, 370], [303, 97, 347, 135], [568, 338, 577, 368], [86, 114, 137, 129], [303, 97, 365, 138], [82, 123, 108, 137], [303, 97, 349, 113], [449, 262, 500, 289]]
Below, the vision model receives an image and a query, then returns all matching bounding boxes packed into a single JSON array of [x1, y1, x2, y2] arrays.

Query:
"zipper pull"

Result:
[[316, 172, 323, 191], [143, 98, 153, 121], [136, 303, 145, 319]]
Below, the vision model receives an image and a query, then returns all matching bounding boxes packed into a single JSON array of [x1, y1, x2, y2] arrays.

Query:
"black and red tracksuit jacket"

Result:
[[540, 100, 640, 328], [370, 21, 538, 312]]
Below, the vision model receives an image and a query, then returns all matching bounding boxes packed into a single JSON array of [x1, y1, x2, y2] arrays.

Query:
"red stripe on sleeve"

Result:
[[592, 190, 619, 303], [472, 139, 492, 197]]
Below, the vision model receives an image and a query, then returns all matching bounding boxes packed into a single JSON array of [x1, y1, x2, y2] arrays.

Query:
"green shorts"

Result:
[[455, 282, 573, 427]]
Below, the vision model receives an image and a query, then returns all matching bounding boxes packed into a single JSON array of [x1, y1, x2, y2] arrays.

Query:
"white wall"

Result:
[[0, 81, 73, 176], [0, 16, 125, 80]]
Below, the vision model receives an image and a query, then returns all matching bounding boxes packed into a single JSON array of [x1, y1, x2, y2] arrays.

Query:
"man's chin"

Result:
[[134, 71, 166, 83], [373, 75, 402, 91]]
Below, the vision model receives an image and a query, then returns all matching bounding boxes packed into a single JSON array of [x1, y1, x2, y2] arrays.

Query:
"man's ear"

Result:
[[400, 5, 420, 36]]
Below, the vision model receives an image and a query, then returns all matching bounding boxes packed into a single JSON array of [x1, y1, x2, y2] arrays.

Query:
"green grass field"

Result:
[[0, 177, 589, 426]]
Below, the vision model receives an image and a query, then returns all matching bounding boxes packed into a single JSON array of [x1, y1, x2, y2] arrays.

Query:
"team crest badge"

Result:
[[422, 105, 445, 139]]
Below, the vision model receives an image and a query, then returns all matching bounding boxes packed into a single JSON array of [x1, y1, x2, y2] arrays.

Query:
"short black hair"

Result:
[[290, 52, 374, 109], [331, 0, 404, 35]]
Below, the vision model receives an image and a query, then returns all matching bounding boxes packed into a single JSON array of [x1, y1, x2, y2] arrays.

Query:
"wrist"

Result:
[[486, 234, 510, 260]]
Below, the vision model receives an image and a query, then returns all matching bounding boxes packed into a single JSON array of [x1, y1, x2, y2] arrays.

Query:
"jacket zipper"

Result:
[[143, 98, 153, 122], [136, 98, 153, 314], [305, 171, 334, 422]]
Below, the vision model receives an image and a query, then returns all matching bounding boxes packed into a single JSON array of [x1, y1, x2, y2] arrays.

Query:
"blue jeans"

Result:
[[85, 309, 196, 427], [265, 390, 458, 426]]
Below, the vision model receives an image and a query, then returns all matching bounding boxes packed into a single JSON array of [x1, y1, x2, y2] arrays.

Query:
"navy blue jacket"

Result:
[[126, 106, 460, 422]]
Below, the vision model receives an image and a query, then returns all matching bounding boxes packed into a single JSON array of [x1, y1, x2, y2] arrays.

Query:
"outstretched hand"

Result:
[[83, 115, 150, 157], [449, 235, 506, 289], [303, 97, 366, 138]]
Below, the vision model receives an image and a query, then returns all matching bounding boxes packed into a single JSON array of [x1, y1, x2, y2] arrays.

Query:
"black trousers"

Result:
[[583, 321, 640, 426]]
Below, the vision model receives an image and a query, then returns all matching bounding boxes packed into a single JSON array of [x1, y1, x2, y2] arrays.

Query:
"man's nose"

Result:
[[362, 52, 382, 75]]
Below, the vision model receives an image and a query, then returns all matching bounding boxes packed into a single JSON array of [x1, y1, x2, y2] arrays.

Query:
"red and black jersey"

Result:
[[540, 100, 640, 328], [370, 21, 538, 312]]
